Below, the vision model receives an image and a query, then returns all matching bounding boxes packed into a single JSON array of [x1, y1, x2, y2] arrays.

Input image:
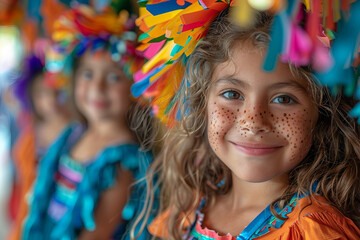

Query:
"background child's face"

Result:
[[74, 51, 131, 123], [206, 43, 318, 183], [32, 74, 62, 119]]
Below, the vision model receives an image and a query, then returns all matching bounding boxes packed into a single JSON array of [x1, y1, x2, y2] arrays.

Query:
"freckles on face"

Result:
[[208, 101, 237, 153], [207, 94, 317, 169], [243, 109, 315, 163], [268, 109, 315, 162]]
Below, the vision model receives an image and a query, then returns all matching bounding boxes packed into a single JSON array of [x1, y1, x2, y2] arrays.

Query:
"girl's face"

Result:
[[74, 51, 131, 123], [207, 43, 318, 183], [32, 74, 62, 119]]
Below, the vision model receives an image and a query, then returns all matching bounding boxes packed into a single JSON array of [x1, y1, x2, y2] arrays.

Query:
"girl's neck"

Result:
[[35, 114, 70, 149], [224, 174, 288, 211], [69, 118, 136, 163], [87, 118, 132, 139], [203, 174, 289, 237], [38, 113, 69, 128]]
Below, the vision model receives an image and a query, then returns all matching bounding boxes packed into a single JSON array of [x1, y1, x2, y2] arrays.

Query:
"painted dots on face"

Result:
[[208, 103, 238, 153], [210, 97, 316, 156]]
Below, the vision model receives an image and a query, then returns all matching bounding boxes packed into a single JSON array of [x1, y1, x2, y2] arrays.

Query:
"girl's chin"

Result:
[[85, 113, 121, 122], [231, 171, 288, 184]]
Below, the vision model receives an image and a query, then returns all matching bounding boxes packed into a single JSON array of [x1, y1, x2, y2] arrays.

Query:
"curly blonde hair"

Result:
[[132, 9, 360, 240]]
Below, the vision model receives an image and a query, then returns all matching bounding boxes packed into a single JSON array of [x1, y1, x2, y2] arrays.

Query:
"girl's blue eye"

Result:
[[107, 73, 121, 83], [273, 95, 296, 104], [222, 90, 243, 100], [82, 70, 93, 80]]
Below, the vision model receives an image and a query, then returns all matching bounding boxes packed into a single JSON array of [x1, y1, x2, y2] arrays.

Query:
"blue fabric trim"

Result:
[[122, 169, 160, 240], [237, 205, 273, 240]]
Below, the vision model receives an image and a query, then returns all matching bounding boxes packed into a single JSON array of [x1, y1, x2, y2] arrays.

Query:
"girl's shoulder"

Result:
[[296, 195, 360, 239], [48, 122, 84, 149], [147, 208, 196, 239], [89, 142, 152, 172], [256, 195, 360, 240]]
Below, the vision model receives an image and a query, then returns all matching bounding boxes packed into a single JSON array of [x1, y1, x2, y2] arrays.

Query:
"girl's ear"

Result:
[[69, 65, 86, 125], [127, 102, 165, 151]]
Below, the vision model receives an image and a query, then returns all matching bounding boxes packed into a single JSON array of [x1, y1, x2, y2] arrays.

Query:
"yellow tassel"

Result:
[[231, 0, 255, 28]]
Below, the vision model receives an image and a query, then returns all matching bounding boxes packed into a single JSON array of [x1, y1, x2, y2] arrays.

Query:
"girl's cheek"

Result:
[[111, 83, 130, 100], [290, 110, 316, 162], [207, 102, 237, 153], [74, 82, 86, 107], [74, 85, 81, 101], [109, 84, 131, 112], [270, 109, 315, 162]]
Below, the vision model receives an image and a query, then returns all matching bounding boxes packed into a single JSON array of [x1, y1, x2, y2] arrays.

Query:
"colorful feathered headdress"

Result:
[[12, 35, 73, 114], [46, 4, 144, 82], [131, 0, 360, 126], [13, 54, 44, 112]]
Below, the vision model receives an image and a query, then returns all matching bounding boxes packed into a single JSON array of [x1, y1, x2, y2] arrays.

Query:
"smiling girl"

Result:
[[130, 3, 360, 240]]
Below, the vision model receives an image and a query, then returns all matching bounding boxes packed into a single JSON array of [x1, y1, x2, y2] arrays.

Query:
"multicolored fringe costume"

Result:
[[22, 123, 152, 239], [131, 0, 360, 127]]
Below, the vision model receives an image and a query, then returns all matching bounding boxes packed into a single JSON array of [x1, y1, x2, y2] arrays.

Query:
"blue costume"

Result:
[[23, 123, 152, 240]]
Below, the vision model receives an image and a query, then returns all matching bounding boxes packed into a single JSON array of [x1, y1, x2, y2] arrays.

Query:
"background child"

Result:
[[9, 53, 71, 240], [22, 5, 154, 240], [131, 1, 360, 239]]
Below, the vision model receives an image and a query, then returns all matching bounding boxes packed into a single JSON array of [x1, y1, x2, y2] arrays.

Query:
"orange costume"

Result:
[[149, 195, 360, 240], [8, 124, 37, 240]]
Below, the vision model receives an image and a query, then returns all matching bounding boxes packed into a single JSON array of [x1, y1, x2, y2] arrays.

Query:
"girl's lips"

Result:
[[91, 100, 109, 109], [230, 142, 283, 156]]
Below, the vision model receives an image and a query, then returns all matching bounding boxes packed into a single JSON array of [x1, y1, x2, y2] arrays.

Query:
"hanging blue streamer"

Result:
[[263, 0, 299, 72], [27, 0, 43, 21], [263, 12, 284, 72], [315, 1, 360, 89]]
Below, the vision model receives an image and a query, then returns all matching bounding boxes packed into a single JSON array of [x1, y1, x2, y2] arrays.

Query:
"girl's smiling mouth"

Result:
[[91, 100, 110, 109], [230, 141, 283, 156]]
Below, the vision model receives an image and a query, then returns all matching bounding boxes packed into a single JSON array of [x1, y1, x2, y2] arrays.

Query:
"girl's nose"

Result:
[[93, 77, 107, 92], [239, 105, 272, 135]]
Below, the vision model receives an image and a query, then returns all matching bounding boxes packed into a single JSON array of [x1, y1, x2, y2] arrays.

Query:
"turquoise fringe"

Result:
[[22, 123, 153, 240]]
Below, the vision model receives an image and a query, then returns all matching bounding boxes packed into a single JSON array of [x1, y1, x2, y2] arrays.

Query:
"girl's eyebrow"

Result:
[[214, 78, 307, 93], [214, 78, 250, 89], [268, 81, 307, 93], [77, 63, 92, 70]]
